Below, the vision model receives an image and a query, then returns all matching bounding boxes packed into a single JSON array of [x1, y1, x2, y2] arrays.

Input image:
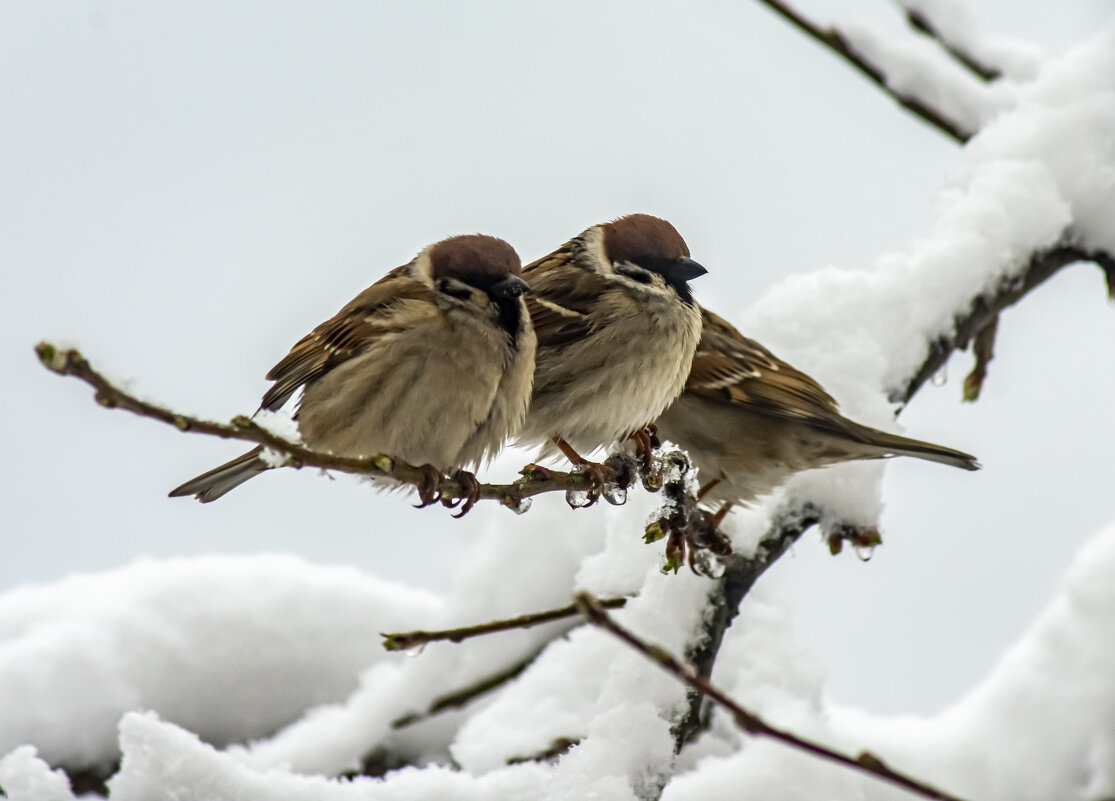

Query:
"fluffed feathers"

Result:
[[171, 234, 536, 502], [655, 307, 978, 506], [516, 214, 707, 457]]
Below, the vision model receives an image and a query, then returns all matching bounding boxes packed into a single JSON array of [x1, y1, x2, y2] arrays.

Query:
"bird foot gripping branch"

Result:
[[566, 452, 640, 509], [411, 466, 482, 517]]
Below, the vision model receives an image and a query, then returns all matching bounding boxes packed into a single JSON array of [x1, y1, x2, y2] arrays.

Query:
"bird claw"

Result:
[[551, 437, 616, 508], [446, 470, 481, 518], [413, 464, 445, 508], [563, 460, 617, 509], [583, 460, 617, 504], [630, 425, 659, 475]]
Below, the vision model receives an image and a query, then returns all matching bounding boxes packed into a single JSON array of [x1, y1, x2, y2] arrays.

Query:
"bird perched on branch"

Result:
[[515, 213, 707, 482], [170, 234, 536, 507], [655, 307, 979, 515]]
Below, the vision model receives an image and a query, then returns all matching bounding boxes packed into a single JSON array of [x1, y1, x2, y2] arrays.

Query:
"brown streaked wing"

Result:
[[259, 267, 429, 411], [522, 244, 606, 348], [687, 307, 843, 425], [525, 296, 592, 348]]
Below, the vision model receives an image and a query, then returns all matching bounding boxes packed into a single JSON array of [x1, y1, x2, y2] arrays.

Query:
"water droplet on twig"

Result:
[[602, 485, 627, 506], [565, 488, 593, 509]]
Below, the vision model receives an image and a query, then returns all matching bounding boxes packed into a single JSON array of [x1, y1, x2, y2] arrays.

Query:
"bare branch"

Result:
[[34, 343, 633, 512], [578, 593, 976, 801], [382, 596, 629, 652], [752, 0, 971, 142], [902, 7, 1002, 82], [390, 649, 546, 729]]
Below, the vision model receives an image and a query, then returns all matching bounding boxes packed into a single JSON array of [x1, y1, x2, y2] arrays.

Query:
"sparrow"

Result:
[[655, 307, 979, 512], [170, 234, 536, 506], [516, 214, 708, 474]]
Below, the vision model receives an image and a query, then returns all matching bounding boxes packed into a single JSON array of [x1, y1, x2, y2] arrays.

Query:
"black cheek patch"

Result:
[[633, 257, 696, 306], [458, 272, 524, 342], [492, 295, 523, 340]]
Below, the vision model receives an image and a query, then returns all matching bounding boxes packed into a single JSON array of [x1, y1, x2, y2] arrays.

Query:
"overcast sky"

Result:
[[1, 0, 1111, 715]]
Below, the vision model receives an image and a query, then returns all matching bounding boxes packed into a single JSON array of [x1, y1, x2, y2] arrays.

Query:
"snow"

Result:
[[0, 748, 73, 801], [893, 0, 1045, 80], [0, 555, 440, 769], [843, 18, 1019, 133], [4, 517, 1114, 800], [735, 25, 1114, 529], [664, 517, 1115, 801], [3, 11, 1115, 801], [109, 712, 554, 801], [234, 502, 608, 776]]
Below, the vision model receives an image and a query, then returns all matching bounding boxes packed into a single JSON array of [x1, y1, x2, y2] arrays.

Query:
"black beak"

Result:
[[664, 258, 708, 282], [489, 274, 530, 299]]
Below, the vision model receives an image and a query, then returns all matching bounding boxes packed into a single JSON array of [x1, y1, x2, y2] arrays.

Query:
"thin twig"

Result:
[[752, 0, 971, 142], [508, 737, 580, 765], [902, 7, 1001, 82], [578, 593, 976, 801], [390, 649, 547, 728], [382, 596, 629, 652], [34, 343, 632, 512]]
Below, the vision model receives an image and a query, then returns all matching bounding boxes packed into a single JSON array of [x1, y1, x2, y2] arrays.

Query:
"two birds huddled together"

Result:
[[171, 214, 977, 514]]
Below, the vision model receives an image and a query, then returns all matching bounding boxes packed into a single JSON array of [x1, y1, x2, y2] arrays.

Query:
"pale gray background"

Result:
[[2, 0, 1111, 715]]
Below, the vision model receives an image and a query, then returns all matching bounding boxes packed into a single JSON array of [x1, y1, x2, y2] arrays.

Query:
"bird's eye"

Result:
[[438, 278, 473, 299], [616, 264, 654, 284]]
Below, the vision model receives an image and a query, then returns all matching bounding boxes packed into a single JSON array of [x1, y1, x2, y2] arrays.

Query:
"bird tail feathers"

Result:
[[849, 425, 980, 471], [168, 446, 270, 502]]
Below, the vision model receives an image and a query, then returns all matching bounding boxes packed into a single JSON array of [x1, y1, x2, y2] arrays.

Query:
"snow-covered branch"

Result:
[[900, 6, 1002, 82], [674, 238, 1113, 750], [578, 593, 975, 801], [6, 8, 1114, 801], [668, 18, 1115, 762], [893, 242, 1114, 405], [752, 0, 972, 141]]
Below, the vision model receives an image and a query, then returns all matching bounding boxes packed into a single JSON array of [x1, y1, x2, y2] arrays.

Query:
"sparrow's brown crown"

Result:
[[600, 214, 691, 265], [428, 235, 522, 281]]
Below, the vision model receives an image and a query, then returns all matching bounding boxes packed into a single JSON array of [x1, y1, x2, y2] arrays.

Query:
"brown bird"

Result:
[[170, 234, 536, 505], [515, 214, 707, 475], [655, 306, 978, 513]]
